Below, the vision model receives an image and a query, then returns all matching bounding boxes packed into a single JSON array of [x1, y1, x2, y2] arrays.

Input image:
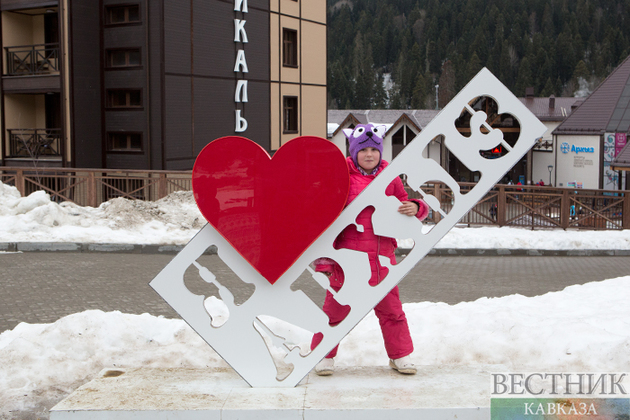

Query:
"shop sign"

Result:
[[561, 142, 594, 154], [616, 133, 627, 156]]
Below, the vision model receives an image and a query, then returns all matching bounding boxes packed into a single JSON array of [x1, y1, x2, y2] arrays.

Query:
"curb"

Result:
[[1, 242, 629, 256], [0, 242, 212, 255], [419, 248, 630, 256]]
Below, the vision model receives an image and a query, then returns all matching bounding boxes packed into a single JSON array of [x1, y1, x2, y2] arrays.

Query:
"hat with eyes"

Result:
[[342, 123, 386, 169]]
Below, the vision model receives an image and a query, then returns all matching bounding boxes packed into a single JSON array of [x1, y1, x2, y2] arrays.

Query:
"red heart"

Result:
[[192, 136, 350, 284]]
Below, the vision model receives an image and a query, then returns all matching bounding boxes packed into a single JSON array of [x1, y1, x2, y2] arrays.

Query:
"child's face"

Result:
[[357, 147, 380, 173]]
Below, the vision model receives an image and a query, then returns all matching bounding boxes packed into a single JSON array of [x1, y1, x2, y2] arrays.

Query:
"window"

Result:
[[282, 29, 298, 67], [392, 126, 416, 159], [283, 96, 298, 133], [107, 132, 142, 152], [106, 4, 140, 25], [106, 49, 141, 68], [107, 89, 142, 108]]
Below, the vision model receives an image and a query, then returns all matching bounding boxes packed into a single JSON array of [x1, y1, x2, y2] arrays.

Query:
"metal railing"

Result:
[[1, 166, 629, 230], [408, 183, 630, 230], [0, 167, 192, 207], [4, 43, 60, 76], [8, 128, 61, 158]]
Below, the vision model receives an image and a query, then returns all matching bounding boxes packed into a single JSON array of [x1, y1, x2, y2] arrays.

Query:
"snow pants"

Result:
[[310, 263, 414, 360]]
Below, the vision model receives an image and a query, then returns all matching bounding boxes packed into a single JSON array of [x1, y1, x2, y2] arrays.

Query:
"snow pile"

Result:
[[433, 225, 630, 250], [0, 311, 223, 417], [2, 182, 630, 249], [0, 183, 204, 245], [1, 277, 629, 418]]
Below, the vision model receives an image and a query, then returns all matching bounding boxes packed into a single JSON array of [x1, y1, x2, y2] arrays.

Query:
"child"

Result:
[[312, 123, 429, 376]]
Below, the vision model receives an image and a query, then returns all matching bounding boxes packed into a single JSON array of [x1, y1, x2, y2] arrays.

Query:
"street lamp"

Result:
[[547, 165, 553, 186], [435, 84, 439, 110]]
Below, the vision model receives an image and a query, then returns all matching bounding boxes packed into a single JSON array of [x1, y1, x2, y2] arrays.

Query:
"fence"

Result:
[[2, 166, 629, 230], [0, 167, 191, 207], [410, 183, 630, 230]]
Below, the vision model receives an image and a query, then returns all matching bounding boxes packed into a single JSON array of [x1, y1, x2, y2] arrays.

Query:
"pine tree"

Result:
[[326, 0, 630, 108], [467, 52, 482, 83], [514, 56, 533, 96], [540, 77, 555, 97], [352, 33, 376, 109], [411, 72, 427, 109], [438, 60, 456, 108]]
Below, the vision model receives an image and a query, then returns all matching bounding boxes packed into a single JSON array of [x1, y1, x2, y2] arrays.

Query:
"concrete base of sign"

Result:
[[50, 366, 492, 419]]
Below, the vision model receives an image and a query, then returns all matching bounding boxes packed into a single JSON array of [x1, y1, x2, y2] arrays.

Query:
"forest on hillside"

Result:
[[327, 0, 630, 109]]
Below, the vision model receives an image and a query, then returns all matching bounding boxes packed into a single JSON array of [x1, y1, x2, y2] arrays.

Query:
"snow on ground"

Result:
[[0, 182, 205, 246], [2, 181, 630, 249], [1, 277, 629, 418], [1, 183, 629, 418]]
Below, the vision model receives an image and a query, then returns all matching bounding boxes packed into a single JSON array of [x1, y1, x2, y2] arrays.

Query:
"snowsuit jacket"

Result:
[[310, 157, 429, 359], [332, 157, 429, 286]]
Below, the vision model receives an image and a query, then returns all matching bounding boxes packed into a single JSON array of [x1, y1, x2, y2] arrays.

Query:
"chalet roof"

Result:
[[518, 96, 581, 122], [328, 109, 440, 128], [327, 109, 440, 137], [327, 95, 580, 138], [554, 54, 630, 135]]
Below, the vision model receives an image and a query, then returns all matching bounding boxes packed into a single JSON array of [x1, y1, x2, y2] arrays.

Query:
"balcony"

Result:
[[3, 43, 60, 92], [5, 43, 59, 75], [7, 128, 61, 158]]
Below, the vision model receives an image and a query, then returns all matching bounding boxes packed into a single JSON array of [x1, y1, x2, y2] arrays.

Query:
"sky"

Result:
[[0, 182, 629, 419]]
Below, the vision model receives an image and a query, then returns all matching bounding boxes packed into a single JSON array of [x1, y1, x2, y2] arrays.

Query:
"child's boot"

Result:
[[389, 356, 416, 375], [315, 358, 334, 376]]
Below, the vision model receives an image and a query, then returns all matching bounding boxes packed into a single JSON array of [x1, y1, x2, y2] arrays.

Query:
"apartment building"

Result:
[[0, 0, 327, 170]]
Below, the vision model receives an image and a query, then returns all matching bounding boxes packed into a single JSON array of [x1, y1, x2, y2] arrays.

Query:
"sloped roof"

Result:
[[328, 110, 368, 125], [327, 97, 579, 137], [518, 96, 581, 121], [328, 109, 439, 129], [612, 136, 630, 170], [327, 109, 440, 137], [554, 55, 630, 135], [613, 142, 630, 169]]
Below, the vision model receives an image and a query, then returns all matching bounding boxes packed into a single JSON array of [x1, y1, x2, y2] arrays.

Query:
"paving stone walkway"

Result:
[[2, 250, 629, 333]]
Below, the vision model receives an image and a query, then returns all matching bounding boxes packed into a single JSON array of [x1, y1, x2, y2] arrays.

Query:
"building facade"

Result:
[[0, 0, 326, 170], [524, 95, 582, 186], [552, 55, 630, 190], [327, 109, 442, 167]]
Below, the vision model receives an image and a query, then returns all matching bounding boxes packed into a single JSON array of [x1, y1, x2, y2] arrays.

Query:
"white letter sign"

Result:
[[151, 68, 547, 387]]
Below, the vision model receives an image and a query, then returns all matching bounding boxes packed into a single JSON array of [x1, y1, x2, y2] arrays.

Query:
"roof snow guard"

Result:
[[554, 55, 630, 135]]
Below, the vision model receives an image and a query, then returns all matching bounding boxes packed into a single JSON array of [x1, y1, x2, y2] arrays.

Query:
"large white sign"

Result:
[[150, 68, 546, 387]]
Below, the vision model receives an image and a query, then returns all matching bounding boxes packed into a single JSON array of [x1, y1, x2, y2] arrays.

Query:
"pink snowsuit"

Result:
[[311, 157, 429, 359]]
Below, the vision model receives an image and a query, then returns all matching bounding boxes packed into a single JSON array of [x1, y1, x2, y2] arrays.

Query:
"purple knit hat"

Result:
[[342, 124, 386, 169]]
